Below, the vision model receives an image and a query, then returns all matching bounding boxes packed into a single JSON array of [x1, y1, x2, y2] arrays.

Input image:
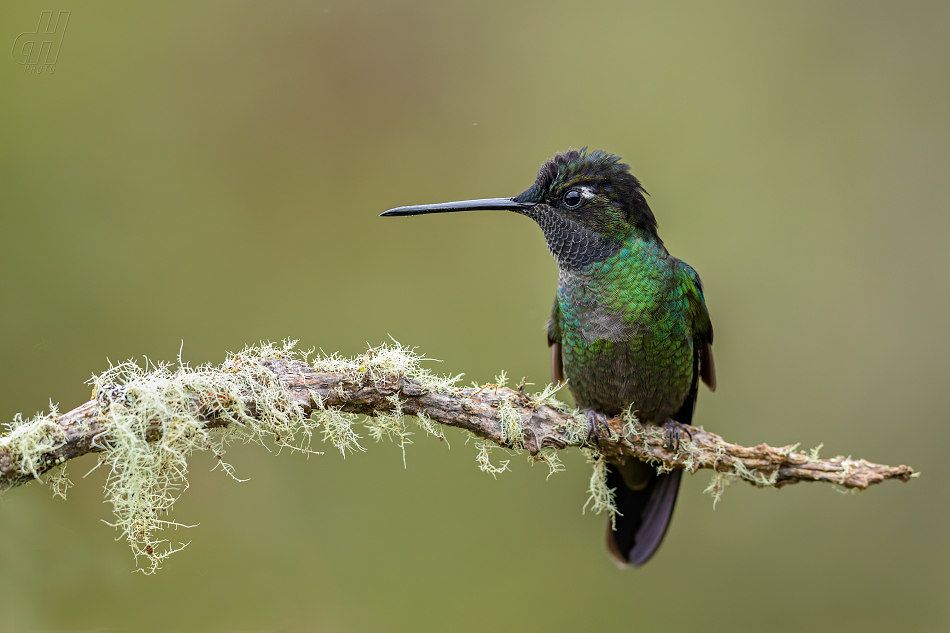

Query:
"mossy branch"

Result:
[[0, 341, 916, 571]]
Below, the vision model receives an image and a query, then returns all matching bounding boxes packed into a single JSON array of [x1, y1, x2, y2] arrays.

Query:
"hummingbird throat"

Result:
[[519, 206, 622, 270]]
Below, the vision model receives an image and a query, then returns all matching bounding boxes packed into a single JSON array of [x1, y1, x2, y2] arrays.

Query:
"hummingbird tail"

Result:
[[605, 463, 682, 567]]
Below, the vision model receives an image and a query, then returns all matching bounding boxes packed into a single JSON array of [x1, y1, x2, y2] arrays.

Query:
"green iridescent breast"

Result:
[[556, 237, 700, 420]]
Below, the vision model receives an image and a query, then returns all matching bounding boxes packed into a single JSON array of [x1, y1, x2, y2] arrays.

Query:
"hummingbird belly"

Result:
[[560, 332, 694, 421]]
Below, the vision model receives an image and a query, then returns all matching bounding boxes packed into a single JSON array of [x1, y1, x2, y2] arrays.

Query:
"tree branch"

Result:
[[0, 342, 918, 572], [1, 352, 915, 494]]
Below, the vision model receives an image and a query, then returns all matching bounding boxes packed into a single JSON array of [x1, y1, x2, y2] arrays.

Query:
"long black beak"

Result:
[[380, 197, 534, 217]]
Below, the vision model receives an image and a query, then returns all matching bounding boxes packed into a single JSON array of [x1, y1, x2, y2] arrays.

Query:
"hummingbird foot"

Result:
[[584, 409, 611, 445], [662, 420, 692, 454]]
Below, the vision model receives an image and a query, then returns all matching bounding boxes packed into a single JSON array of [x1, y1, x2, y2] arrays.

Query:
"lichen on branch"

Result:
[[0, 340, 917, 573]]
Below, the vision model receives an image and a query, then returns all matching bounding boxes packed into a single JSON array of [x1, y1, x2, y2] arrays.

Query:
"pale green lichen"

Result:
[[531, 447, 565, 479], [81, 340, 320, 574], [581, 448, 618, 526], [2, 403, 74, 499], [808, 443, 824, 461], [496, 398, 526, 449], [704, 470, 736, 509], [555, 409, 589, 446], [46, 463, 72, 500], [413, 410, 449, 447], [472, 436, 511, 477], [494, 370, 508, 389], [621, 405, 641, 439], [4, 403, 66, 481], [703, 445, 734, 508], [778, 442, 800, 459], [312, 338, 463, 394], [680, 437, 707, 475], [528, 381, 567, 410], [364, 394, 412, 467], [0, 339, 330, 573], [727, 457, 777, 487], [312, 394, 365, 457]]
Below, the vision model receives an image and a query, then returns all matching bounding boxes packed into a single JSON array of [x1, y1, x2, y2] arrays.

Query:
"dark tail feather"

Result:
[[605, 464, 682, 567]]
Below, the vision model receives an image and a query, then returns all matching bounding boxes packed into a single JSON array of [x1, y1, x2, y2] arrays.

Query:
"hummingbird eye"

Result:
[[563, 189, 583, 209]]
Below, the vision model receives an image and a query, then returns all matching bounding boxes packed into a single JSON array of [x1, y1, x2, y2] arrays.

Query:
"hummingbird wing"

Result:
[[669, 264, 716, 427], [548, 297, 564, 384], [682, 263, 716, 392]]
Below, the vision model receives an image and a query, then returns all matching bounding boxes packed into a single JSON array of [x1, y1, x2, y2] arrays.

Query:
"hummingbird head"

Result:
[[512, 148, 657, 239], [381, 148, 662, 269]]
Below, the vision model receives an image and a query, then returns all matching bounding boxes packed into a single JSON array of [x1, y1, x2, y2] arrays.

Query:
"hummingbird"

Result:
[[381, 148, 716, 567]]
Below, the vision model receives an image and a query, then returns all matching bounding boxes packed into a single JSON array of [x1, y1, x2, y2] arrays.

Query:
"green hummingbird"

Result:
[[381, 148, 716, 567]]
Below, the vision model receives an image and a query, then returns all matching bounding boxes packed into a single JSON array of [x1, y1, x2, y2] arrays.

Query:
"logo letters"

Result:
[[12, 11, 70, 71]]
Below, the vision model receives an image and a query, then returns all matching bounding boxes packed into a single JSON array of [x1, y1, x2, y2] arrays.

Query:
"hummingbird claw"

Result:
[[662, 420, 692, 454], [585, 409, 610, 445]]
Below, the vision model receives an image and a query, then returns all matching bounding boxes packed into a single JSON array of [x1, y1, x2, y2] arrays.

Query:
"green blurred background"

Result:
[[2, 1, 948, 631]]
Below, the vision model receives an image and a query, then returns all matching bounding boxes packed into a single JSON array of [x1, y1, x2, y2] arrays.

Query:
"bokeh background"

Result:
[[2, 1, 948, 631]]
